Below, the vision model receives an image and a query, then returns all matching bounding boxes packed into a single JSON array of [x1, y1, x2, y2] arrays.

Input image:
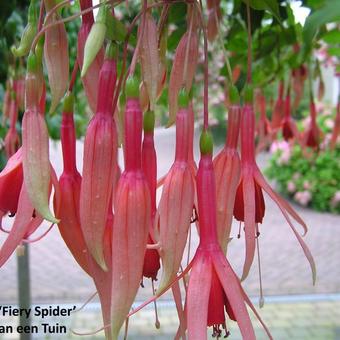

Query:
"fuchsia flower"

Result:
[[214, 86, 241, 252], [157, 91, 195, 292], [13, 77, 25, 111], [142, 110, 160, 281], [233, 88, 316, 282], [0, 149, 23, 219], [4, 92, 20, 158], [0, 147, 59, 267], [271, 80, 284, 131], [80, 44, 118, 271], [43, 0, 69, 112], [54, 93, 90, 275], [281, 89, 300, 143], [2, 82, 11, 126], [187, 131, 272, 340], [168, 10, 198, 126], [255, 90, 272, 153], [77, 0, 104, 113], [303, 97, 322, 149], [139, 11, 160, 110], [110, 77, 151, 339], [22, 53, 59, 223], [55, 94, 113, 338]]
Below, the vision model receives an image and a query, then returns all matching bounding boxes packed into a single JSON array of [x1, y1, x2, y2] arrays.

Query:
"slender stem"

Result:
[[246, 1, 252, 83], [44, 0, 71, 25], [194, 2, 209, 130], [183, 4, 194, 87], [38, 0, 45, 31], [69, 61, 79, 92], [214, 7, 233, 84]]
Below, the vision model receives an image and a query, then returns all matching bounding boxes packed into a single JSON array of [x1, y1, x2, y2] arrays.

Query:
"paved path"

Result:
[[0, 127, 339, 339]]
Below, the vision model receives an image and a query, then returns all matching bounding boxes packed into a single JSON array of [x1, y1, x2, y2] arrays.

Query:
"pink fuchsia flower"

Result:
[[233, 88, 316, 283], [43, 0, 69, 113], [110, 77, 151, 339], [287, 181, 296, 193], [80, 44, 118, 270], [77, 0, 104, 113], [157, 90, 195, 292], [22, 53, 58, 224], [187, 131, 272, 340], [294, 191, 312, 207], [214, 86, 241, 253]]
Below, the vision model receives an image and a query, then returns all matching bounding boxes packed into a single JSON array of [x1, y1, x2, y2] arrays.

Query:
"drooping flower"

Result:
[[0, 149, 23, 219], [0, 148, 59, 267], [255, 89, 272, 153], [77, 0, 104, 113], [168, 9, 198, 126], [4, 92, 20, 158], [43, 0, 69, 113], [22, 53, 59, 223], [139, 11, 160, 110], [54, 93, 90, 275], [81, 4, 107, 77], [281, 89, 300, 142], [142, 110, 160, 281], [214, 86, 241, 252], [303, 96, 322, 149], [271, 80, 284, 131], [110, 77, 151, 339], [233, 87, 316, 282], [80, 43, 118, 271], [1, 81, 11, 126], [206, 0, 221, 42], [187, 131, 272, 340], [157, 90, 195, 292]]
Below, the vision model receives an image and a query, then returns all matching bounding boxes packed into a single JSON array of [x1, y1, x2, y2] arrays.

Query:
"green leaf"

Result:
[[243, 0, 281, 22], [328, 46, 340, 57], [303, 1, 340, 47], [322, 29, 340, 44]]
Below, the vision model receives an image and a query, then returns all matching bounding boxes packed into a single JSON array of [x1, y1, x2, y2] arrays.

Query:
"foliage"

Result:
[[266, 103, 340, 213]]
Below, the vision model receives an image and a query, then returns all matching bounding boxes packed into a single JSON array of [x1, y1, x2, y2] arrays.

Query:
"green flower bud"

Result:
[[200, 130, 213, 155], [125, 76, 139, 98], [178, 89, 189, 109], [11, 0, 37, 57], [105, 41, 117, 60], [244, 84, 254, 104], [229, 85, 240, 105], [81, 5, 108, 77], [63, 92, 74, 113], [27, 53, 38, 73], [143, 110, 155, 133]]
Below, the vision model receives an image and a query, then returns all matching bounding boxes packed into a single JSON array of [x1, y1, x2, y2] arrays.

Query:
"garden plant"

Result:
[[0, 0, 339, 339]]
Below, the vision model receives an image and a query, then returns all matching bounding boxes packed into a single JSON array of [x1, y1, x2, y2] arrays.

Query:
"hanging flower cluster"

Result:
[[0, 1, 319, 339]]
